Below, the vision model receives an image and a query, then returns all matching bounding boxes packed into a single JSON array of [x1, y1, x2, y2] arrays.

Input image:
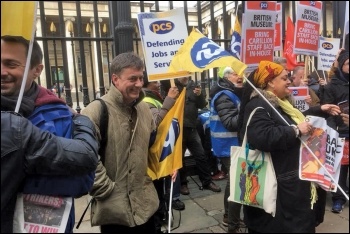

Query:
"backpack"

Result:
[[76, 98, 108, 229]]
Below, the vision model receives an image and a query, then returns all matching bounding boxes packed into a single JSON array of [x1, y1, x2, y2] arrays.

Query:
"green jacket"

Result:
[[82, 84, 158, 227]]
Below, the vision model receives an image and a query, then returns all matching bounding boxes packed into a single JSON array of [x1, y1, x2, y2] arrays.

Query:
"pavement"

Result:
[[73, 176, 349, 233]]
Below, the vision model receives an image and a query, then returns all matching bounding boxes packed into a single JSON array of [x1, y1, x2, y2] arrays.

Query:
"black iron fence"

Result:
[[34, 1, 343, 112]]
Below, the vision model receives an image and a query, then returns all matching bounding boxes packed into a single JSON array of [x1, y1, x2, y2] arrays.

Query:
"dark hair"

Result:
[[237, 69, 257, 137], [110, 52, 144, 75], [1, 35, 43, 68]]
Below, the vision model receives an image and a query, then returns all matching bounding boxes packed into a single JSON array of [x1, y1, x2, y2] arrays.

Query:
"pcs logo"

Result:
[[191, 37, 228, 68], [310, 1, 316, 6], [322, 42, 333, 50], [260, 2, 268, 9], [150, 20, 174, 34], [292, 90, 299, 96], [160, 118, 180, 162]]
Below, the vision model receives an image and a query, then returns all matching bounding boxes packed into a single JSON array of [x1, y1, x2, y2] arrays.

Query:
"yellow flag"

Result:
[[1, 1, 37, 40], [147, 88, 185, 180], [168, 28, 247, 76], [230, 18, 242, 60]]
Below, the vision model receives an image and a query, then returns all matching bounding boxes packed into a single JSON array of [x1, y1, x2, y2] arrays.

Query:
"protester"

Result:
[[341, 113, 349, 126], [290, 66, 320, 107], [81, 52, 159, 233], [273, 57, 287, 70], [238, 61, 340, 233], [142, 71, 183, 233], [1, 111, 99, 233], [175, 76, 221, 195], [209, 67, 245, 233], [1, 35, 94, 233], [322, 49, 349, 213]]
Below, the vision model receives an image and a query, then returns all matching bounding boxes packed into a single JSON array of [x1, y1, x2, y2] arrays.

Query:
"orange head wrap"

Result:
[[253, 61, 285, 89]]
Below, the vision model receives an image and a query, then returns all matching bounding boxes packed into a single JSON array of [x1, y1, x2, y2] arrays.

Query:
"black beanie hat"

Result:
[[338, 50, 349, 69], [143, 71, 149, 88]]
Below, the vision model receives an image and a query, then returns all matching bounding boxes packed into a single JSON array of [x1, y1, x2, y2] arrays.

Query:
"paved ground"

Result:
[[73, 176, 349, 233]]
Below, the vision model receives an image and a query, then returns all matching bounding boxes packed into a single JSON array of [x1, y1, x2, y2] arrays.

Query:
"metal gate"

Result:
[[35, 1, 341, 112]]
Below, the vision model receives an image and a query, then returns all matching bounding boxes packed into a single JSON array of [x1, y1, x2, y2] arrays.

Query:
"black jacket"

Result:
[[1, 112, 99, 233], [239, 90, 326, 233], [209, 78, 244, 132], [175, 79, 208, 128], [322, 69, 349, 138]]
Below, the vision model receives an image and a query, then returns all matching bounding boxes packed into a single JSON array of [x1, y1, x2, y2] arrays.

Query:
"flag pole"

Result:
[[15, 1, 38, 113], [168, 179, 174, 233], [243, 75, 348, 200]]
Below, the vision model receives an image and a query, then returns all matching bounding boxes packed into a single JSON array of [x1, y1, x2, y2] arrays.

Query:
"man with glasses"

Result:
[[82, 52, 159, 233]]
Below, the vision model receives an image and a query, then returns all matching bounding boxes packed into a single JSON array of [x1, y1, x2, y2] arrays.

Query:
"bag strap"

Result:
[[241, 107, 263, 147], [94, 98, 108, 164], [242, 107, 265, 170], [76, 98, 108, 229]]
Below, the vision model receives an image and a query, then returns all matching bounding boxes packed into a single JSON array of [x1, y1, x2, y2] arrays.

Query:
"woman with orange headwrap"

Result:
[[237, 61, 340, 233]]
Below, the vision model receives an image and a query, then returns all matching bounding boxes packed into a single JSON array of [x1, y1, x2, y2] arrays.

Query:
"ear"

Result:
[[33, 64, 44, 77], [111, 73, 118, 86], [267, 80, 275, 89]]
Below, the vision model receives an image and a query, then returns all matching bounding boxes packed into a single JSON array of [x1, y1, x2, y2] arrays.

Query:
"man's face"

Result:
[[178, 77, 189, 86], [148, 81, 161, 93], [112, 67, 144, 104], [1, 40, 39, 96], [292, 69, 305, 87]]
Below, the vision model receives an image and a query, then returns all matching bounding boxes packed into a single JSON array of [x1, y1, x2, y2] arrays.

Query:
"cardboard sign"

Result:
[[293, 1, 322, 56], [317, 37, 340, 70], [289, 86, 310, 111], [274, 2, 282, 51], [242, 1, 276, 72], [137, 8, 189, 81]]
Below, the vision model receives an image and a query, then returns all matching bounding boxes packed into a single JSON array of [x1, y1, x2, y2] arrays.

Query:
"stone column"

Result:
[[90, 17, 103, 89], [35, 17, 47, 88], [64, 17, 76, 91]]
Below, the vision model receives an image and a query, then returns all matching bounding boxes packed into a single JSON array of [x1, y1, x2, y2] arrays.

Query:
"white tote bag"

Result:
[[228, 107, 277, 217]]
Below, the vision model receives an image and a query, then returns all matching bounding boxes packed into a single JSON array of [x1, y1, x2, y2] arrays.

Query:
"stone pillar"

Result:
[[64, 17, 76, 91], [90, 17, 103, 89], [35, 17, 47, 88]]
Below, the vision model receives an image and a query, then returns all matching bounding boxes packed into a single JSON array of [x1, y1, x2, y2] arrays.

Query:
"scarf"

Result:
[[254, 61, 285, 89], [1, 82, 39, 117], [267, 91, 305, 124]]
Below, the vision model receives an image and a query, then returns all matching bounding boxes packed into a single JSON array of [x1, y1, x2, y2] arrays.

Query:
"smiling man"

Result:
[[81, 52, 159, 233], [1, 35, 96, 233]]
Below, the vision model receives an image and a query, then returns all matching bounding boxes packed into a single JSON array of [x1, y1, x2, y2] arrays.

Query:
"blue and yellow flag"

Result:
[[230, 18, 241, 60], [147, 88, 185, 180], [168, 28, 247, 76], [1, 2, 37, 40]]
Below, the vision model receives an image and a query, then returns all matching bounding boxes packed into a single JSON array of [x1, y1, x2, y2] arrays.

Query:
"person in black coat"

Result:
[[1, 112, 99, 233], [237, 61, 340, 233]]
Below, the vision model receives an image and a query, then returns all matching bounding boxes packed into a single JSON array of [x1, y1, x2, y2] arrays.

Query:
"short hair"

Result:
[[110, 52, 144, 75], [291, 66, 305, 79], [222, 67, 233, 78], [273, 57, 287, 65], [1, 35, 43, 68]]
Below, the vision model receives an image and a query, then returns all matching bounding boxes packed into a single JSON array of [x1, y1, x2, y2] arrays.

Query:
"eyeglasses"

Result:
[[1, 60, 26, 69]]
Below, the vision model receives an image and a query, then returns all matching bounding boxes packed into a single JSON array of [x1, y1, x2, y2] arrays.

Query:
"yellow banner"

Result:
[[148, 88, 185, 180], [168, 28, 247, 76], [1, 1, 37, 40]]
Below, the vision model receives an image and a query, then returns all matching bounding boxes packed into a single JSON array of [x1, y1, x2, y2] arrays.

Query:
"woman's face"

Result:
[[267, 69, 290, 99]]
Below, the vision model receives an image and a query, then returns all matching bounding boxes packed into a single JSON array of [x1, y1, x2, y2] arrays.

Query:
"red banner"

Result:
[[283, 17, 299, 71]]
